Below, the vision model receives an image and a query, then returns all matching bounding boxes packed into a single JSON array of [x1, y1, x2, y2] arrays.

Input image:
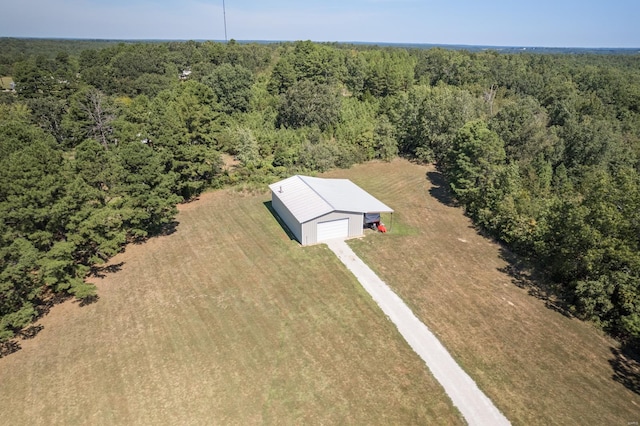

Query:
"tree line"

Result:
[[1, 38, 639, 348]]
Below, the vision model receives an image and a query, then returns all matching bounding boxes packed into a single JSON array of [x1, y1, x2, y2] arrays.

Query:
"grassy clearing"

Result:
[[324, 159, 640, 425], [3, 158, 639, 425], [0, 180, 462, 424], [0, 76, 13, 90]]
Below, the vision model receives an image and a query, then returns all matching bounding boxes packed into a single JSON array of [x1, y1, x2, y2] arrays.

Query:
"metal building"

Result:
[[269, 175, 393, 245]]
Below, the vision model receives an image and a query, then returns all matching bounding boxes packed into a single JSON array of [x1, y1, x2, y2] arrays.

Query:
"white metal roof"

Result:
[[269, 175, 393, 223]]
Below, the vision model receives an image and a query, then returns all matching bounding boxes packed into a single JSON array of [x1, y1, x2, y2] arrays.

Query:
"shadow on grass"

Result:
[[159, 220, 179, 237], [0, 286, 94, 359], [263, 201, 297, 242], [0, 340, 21, 358], [90, 262, 125, 279], [0, 324, 46, 359], [132, 220, 180, 245], [610, 344, 640, 395], [36, 291, 71, 318], [426, 170, 458, 207], [424, 165, 640, 398], [19, 324, 44, 339], [427, 169, 573, 319], [498, 247, 573, 319], [78, 295, 100, 307], [426, 170, 499, 241], [499, 245, 640, 395]]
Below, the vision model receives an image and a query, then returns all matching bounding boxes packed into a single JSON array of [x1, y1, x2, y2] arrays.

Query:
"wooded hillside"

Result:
[[1, 38, 640, 349]]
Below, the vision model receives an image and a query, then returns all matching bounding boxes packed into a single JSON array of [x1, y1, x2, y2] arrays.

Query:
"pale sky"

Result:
[[1, 0, 639, 48]]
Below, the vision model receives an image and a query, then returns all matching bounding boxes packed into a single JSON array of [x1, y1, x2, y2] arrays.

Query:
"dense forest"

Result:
[[1, 38, 640, 349]]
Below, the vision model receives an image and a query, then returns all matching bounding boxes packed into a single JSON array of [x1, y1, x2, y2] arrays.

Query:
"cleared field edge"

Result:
[[323, 159, 640, 425], [2, 159, 639, 425], [0, 178, 465, 425]]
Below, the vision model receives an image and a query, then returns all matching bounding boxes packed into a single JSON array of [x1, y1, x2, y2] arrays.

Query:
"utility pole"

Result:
[[223, 0, 228, 42]]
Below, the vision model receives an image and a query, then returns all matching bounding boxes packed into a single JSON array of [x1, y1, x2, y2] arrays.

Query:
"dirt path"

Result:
[[325, 238, 510, 426]]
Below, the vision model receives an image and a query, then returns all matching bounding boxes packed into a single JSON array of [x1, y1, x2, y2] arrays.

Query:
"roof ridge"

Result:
[[298, 175, 336, 210]]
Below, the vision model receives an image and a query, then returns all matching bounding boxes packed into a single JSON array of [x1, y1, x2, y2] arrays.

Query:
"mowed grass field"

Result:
[[0, 162, 463, 425], [1, 159, 639, 425], [325, 160, 640, 424]]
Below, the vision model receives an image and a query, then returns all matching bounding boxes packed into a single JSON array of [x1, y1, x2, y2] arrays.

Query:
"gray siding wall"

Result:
[[301, 211, 364, 245], [271, 192, 302, 243]]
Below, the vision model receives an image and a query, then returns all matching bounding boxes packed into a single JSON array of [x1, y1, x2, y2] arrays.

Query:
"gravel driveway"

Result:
[[325, 238, 510, 426]]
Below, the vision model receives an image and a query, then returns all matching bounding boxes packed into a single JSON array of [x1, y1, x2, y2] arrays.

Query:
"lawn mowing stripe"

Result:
[[326, 238, 511, 426]]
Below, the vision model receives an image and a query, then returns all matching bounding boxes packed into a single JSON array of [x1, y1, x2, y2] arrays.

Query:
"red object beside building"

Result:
[[378, 224, 387, 233]]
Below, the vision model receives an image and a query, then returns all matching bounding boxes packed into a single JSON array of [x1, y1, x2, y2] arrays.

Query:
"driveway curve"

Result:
[[325, 238, 510, 426]]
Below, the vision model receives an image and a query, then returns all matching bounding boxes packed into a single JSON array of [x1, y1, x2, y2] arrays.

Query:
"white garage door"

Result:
[[317, 218, 349, 241]]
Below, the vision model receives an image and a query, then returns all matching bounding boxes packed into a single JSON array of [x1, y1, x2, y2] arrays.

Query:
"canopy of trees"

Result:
[[1, 38, 640, 350]]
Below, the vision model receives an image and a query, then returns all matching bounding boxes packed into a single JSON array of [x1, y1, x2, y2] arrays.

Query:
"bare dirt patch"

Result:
[[221, 152, 240, 171]]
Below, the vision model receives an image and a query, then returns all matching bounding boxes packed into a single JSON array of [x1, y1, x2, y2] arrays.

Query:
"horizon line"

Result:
[[1, 36, 639, 51]]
